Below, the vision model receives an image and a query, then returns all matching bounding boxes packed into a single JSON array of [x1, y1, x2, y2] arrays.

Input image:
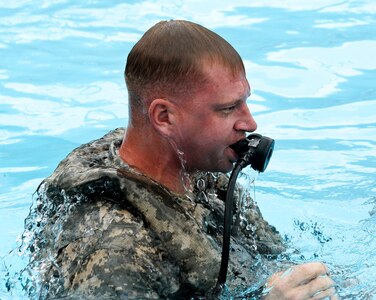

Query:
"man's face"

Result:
[[173, 62, 257, 173]]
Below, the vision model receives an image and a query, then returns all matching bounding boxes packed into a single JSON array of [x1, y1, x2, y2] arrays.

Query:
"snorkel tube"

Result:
[[216, 133, 275, 288]]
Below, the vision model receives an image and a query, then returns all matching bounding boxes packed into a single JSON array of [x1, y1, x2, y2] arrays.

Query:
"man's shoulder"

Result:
[[43, 128, 126, 191]]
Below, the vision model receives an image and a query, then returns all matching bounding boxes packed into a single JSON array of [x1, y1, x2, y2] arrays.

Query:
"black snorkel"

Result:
[[216, 133, 275, 289]]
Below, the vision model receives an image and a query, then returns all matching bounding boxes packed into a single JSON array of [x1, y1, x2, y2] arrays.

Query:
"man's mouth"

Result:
[[229, 136, 248, 157], [228, 147, 239, 163]]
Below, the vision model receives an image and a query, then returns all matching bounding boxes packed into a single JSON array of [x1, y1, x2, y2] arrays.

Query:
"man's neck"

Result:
[[119, 128, 188, 194]]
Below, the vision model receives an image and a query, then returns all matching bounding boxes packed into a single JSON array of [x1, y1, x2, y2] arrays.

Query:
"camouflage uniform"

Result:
[[26, 128, 285, 299]]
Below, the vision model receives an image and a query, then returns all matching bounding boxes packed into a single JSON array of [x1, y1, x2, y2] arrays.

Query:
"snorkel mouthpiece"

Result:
[[230, 133, 275, 172]]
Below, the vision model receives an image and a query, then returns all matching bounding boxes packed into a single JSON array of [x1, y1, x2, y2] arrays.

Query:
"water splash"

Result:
[[176, 148, 194, 197], [1, 183, 90, 299], [236, 169, 260, 252]]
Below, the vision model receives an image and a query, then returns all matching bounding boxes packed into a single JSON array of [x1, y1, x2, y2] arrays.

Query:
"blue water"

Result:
[[1, 1, 375, 299]]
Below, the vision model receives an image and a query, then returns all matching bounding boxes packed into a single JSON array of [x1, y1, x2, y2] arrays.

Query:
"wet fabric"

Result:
[[25, 128, 285, 299]]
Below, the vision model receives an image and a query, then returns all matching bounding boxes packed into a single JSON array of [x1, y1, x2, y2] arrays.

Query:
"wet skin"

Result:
[[171, 62, 257, 173]]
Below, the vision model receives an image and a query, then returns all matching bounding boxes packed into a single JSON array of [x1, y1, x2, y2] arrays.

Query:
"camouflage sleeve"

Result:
[[41, 200, 181, 299]]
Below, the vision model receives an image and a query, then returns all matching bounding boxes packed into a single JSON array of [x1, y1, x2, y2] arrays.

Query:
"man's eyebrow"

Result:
[[235, 91, 252, 103], [212, 90, 251, 109], [213, 99, 243, 109]]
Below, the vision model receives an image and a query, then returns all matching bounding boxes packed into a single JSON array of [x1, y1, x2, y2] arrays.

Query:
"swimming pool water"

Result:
[[1, 1, 375, 299]]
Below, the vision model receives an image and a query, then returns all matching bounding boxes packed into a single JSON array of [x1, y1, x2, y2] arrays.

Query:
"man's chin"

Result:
[[217, 160, 236, 174], [187, 156, 236, 174]]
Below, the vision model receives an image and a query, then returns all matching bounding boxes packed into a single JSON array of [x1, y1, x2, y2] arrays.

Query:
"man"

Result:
[[25, 20, 337, 299]]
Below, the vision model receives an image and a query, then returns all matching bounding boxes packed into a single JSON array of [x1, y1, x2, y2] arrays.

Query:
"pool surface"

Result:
[[1, 0, 375, 299]]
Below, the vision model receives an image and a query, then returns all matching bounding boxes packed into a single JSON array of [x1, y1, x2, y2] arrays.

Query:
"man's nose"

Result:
[[234, 102, 257, 132]]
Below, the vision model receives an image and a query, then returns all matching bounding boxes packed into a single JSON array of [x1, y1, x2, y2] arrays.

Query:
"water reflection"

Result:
[[246, 41, 376, 98], [0, 82, 127, 138]]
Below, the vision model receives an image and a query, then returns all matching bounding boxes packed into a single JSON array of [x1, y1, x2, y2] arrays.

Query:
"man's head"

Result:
[[124, 20, 246, 119], [121, 20, 257, 188]]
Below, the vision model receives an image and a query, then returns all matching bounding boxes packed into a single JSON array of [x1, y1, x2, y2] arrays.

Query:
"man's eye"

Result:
[[222, 106, 236, 114]]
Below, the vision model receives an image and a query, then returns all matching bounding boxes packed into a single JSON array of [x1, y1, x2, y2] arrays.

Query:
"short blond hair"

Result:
[[125, 20, 245, 114]]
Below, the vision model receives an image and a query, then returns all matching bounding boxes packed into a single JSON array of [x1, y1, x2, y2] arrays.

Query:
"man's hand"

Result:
[[264, 262, 338, 300]]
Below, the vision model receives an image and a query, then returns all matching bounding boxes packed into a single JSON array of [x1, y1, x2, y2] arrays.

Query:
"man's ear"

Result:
[[148, 99, 178, 137]]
